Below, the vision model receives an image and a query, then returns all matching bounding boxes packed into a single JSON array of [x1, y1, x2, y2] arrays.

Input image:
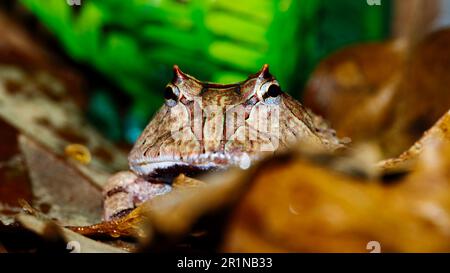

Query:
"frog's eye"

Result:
[[261, 83, 282, 105], [164, 85, 179, 107]]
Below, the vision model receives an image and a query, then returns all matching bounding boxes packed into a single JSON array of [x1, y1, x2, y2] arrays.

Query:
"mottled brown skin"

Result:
[[103, 65, 342, 221]]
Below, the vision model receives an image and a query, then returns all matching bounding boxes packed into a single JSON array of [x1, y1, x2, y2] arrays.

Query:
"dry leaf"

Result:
[[19, 134, 103, 226], [0, 65, 127, 187], [17, 213, 127, 253], [379, 109, 450, 172], [221, 116, 450, 252], [0, 118, 32, 225], [304, 28, 450, 157]]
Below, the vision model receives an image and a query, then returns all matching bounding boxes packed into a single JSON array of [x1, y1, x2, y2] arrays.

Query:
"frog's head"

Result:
[[128, 65, 339, 182]]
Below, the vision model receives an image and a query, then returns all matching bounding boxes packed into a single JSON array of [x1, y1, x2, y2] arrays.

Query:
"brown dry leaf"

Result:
[[221, 116, 450, 252], [379, 109, 450, 172], [18, 134, 103, 226], [0, 7, 127, 186], [68, 205, 152, 240], [0, 67, 128, 231], [16, 213, 127, 253], [304, 41, 405, 140], [0, 9, 110, 226], [221, 154, 450, 252], [0, 9, 127, 185], [0, 65, 127, 187], [0, 30, 126, 226], [0, 118, 32, 225], [304, 28, 450, 157], [304, 41, 405, 122]]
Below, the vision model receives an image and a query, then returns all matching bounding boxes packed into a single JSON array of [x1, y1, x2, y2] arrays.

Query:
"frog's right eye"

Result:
[[164, 85, 179, 107]]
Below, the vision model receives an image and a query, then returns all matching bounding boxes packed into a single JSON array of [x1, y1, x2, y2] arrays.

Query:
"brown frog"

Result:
[[103, 64, 343, 220]]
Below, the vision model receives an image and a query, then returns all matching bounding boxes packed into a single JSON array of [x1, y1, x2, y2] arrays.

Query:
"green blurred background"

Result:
[[20, 0, 390, 143]]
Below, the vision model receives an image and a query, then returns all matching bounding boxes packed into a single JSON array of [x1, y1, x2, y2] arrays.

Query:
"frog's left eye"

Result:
[[261, 82, 282, 104], [164, 85, 179, 107]]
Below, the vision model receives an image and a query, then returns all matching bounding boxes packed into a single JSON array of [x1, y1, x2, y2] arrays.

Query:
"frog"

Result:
[[103, 64, 343, 221]]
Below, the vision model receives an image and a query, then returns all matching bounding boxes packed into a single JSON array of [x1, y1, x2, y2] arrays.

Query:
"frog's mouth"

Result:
[[145, 163, 223, 183], [130, 160, 225, 184], [129, 152, 253, 183]]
